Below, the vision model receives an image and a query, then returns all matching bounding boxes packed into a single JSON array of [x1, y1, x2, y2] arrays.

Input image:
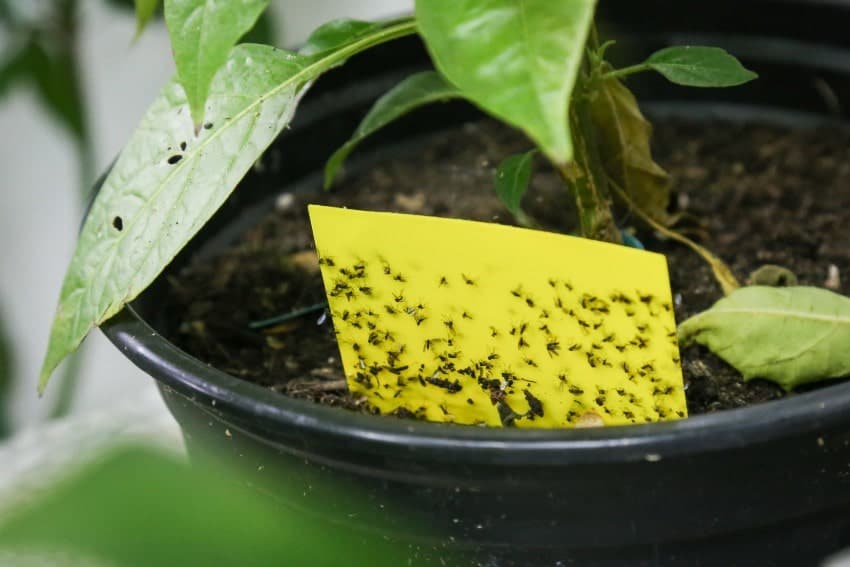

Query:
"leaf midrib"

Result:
[[707, 307, 850, 325]]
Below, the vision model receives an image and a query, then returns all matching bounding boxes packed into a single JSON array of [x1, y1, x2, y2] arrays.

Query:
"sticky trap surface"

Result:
[[309, 205, 686, 428]]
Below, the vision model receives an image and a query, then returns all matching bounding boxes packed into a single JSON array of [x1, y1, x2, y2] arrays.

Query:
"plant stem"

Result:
[[600, 63, 652, 83], [561, 83, 621, 243], [608, 175, 740, 295]]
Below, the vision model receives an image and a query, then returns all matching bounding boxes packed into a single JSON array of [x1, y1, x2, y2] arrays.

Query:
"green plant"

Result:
[[38, 0, 848, 398], [0, 444, 437, 565]]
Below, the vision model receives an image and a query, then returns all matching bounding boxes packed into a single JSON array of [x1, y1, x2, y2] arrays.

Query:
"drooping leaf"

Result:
[[40, 22, 418, 391], [133, 0, 160, 38], [324, 70, 461, 188], [590, 73, 670, 222], [300, 19, 382, 56], [494, 149, 536, 226], [0, 447, 421, 566], [164, 0, 269, 127], [645, 46, 758, 88], [678, 286, 850, 390], [414, 0, 597, 165]]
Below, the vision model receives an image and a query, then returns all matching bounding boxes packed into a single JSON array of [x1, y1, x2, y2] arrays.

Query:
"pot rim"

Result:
[[103, 300, 849, 465]]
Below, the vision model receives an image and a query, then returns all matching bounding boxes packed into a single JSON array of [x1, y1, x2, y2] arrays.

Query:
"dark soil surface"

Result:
[[165, 119, 850, 417]]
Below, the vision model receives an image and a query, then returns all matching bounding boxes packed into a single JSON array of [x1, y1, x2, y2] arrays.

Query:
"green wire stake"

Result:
[[249, 302, 328, 330]]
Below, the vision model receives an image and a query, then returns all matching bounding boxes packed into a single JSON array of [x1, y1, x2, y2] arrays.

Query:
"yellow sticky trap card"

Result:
[[309, 205, 687, 428]]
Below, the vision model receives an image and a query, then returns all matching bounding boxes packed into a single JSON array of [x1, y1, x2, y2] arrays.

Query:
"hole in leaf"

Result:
[[167, 155, 183, 165], [112, 216, 123, 231]]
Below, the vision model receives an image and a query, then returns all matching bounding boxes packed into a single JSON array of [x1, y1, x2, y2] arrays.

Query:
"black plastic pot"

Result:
[[103, 2, 850, 565]]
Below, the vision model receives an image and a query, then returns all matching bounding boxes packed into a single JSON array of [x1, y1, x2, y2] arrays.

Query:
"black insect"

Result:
[[462, 274, 476, 286], [546, 340, 560, 356], [524, 390, 544, 418], [439, 276, 449, 287]]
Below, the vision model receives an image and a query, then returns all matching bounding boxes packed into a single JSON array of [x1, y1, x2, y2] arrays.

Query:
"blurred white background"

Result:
[[0, 0, 411, 435]]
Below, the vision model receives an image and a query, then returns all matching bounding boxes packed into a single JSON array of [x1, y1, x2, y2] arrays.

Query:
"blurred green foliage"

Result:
[[0, 446, 432, 566]]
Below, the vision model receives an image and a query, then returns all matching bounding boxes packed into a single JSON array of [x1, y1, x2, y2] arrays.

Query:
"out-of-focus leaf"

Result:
[[164, 0, 269, 127], [495, 149, 536, 226], [0, 446, 418, 566], [40, 21, 418, 391], [591, 73, 669, 222], [0, 41, 33, 97], [415, 0, 597, 165], [678, 286, 850, 391], [325, 70, 461, 188], [0, 37, 87, 141], [28, 39, 87, 142], [646, 46, 758, 88]]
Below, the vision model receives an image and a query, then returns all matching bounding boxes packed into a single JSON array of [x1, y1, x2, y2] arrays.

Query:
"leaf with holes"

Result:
[[325, 70, 461, 188], [414, 0, 597, 165], [646, 46, 758, 88], [164, 0, 269, 127], [40, 22, 418, 392], [591, 73, 670, 223], [678, 286, 850, 390]]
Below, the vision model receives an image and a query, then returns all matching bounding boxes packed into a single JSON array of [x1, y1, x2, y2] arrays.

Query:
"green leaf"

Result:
[[645, 46, 758, 88], [415, 0, 597, 165], [0, 40, 33, 98], [29, 40, 88, 142], [134, 0, 160, 38], [1, 37, 88, 141], [324, 70, 461, 189], [0, 447, 422, 566], [591, 73, 670, 222], [300, 18, 382, 56], [40, 22, 418, 391], [164, 0, 270, 128], [495, 149, 536, 224], [678, 286, 850, 391]]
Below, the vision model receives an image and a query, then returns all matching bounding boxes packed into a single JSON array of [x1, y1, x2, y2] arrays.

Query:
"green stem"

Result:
[[561, 83, 621, 242], [599, 63, 652, 83]]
